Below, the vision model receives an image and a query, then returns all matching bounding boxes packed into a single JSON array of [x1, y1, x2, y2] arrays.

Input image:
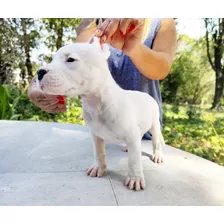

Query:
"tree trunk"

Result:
[[204, 18, 224, 110], [56, 19, 64, 50], [21, 19, 33, 83], [19, 62, 27, 88], [211, 70, 224, 109], [192, 78, 201, 104], [211, 38, 223, 109]]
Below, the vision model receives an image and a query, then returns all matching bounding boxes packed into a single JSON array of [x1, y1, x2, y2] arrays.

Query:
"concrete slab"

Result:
[[0, 120, 224, 205], [0, 173, 116, 206]]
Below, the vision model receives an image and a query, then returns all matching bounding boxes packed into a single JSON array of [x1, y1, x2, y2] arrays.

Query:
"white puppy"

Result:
[[37, 37, 165, 191]]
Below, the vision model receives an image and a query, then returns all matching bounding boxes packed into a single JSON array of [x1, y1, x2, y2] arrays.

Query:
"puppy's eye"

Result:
[[67, 57, 76, 62]]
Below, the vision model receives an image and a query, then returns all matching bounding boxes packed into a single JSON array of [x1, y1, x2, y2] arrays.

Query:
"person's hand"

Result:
[[28, 76, 66, 114], [96, 18, 145, 56]]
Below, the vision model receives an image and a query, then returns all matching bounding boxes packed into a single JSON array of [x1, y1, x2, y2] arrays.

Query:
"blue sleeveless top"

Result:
[[107, 19, 163, 135]]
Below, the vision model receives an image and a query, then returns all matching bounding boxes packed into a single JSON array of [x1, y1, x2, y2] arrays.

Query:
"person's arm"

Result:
[[129, 18, 177, 80], [75, 18, 97, 43]]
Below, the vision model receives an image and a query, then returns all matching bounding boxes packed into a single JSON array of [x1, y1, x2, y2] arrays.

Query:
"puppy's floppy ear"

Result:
[[88, 36, 110, 60]]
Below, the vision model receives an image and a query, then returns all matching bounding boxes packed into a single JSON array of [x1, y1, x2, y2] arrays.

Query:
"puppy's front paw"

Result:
[[125, 176, 145, 191], [152, 150, 163, 164], [87, 165, 107, 177]]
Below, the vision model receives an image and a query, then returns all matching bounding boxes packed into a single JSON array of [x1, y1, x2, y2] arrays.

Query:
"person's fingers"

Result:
[[120, 18, 144, 39], [46, 101, 66, 110], [28, 77, 66, 104], [102, 19, 120, 43], [47, 105, 67, 114], [39, 99, 58, 107], [96, 19, 111, 38], [30, 91, 57, 104], [96, 19, 121, 43], [119, 18, 132, 36], [39, 100, 66, 113], [51, 108, 66, 114], [27, 74, 67, 115], [32, 94, 66, 110], [109, 29, 124, 49], [127, 18, 144, 33], [40, 96, 65, 107]]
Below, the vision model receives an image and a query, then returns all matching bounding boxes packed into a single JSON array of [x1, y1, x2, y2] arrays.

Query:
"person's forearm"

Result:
[[129, 43, 171, 80], [75, 18, 97, 43]]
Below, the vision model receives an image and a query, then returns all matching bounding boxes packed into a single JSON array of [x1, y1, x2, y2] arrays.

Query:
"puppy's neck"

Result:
[[81, 72, 120, 111], [81, 93, 103, 109]]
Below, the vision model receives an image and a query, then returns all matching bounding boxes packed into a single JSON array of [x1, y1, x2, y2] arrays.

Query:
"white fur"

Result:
[[37, 37, 165, 191]]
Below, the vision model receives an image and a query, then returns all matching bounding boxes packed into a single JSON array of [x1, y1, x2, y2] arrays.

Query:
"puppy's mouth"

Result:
[[38, 74, 69, 95], [37, 73, 82, 97]]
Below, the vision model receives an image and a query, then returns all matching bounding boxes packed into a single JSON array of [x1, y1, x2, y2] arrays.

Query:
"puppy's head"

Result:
[[36, 37, 110, 96]]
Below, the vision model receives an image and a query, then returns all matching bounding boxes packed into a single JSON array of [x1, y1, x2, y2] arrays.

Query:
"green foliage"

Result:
[[0, 19, 21, 84], [0, 85, 7, 119], [42, 18, 81, 51], [0, 84, 52, 121], [186, 104, 201, 120], [160, 35, 215, 105], [55, 97, 84, 125], [0, 85, 22, 120], [162, 104, 224, 166], [171, 104, 180, 114], [14, 18, 41, 49]]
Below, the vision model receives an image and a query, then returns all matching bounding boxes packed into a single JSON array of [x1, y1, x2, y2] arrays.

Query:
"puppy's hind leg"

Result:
[[149, 120, 165, 164]]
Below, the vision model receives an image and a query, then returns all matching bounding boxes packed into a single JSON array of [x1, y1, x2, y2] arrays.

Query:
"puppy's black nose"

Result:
[[37, 69, 47, 81]]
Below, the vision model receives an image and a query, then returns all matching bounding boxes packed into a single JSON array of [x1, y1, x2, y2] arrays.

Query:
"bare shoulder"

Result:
[[160, 18, 176, 30], [152, 18, 177, 66], [154, 18, 177, 46]]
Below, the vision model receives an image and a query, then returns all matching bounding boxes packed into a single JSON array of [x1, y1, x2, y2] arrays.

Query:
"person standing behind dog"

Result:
[[28, 18, 177, 139]]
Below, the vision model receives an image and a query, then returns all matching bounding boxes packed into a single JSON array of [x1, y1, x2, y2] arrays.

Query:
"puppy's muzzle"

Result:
[[37, 69, 48, 81]]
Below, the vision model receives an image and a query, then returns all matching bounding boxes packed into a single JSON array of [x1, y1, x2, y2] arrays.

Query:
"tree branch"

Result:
[[204, 19, 216, 72]]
